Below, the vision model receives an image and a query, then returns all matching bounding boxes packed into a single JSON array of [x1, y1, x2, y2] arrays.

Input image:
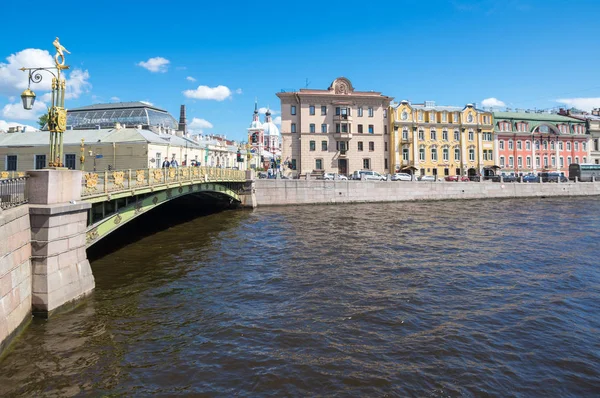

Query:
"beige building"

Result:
[[277, 77, 393, 177]]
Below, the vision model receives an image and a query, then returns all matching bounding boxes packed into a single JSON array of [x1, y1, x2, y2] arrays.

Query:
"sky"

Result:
[[1, 0, 600, 140]]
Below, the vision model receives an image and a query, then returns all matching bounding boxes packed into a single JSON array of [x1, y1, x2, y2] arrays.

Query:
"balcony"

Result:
[[338, 149, 348, 157], [333, 114, 353, 122], [333, 132, 352, 140]]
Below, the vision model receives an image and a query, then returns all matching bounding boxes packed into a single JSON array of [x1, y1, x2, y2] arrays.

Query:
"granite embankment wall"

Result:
[[254, 180, 600, 206], [0, 206, 32, 354]]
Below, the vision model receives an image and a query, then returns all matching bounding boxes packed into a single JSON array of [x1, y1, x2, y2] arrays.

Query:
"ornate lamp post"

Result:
[[20, 37, 70, 168]]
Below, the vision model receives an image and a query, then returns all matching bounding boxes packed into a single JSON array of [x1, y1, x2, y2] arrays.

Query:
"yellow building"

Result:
[[389, 100, 494, 179]]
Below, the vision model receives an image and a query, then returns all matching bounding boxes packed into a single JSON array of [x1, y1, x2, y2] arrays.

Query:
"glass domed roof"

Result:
[[66, 101, 178, 130]]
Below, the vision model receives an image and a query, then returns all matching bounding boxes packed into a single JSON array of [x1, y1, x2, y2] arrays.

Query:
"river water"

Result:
[[1, 197, 599, 397]]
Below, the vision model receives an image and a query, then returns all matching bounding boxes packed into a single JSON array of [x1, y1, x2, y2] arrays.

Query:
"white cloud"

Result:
[[1, 100, 48, 121], [183, 85, 232, 101], [0, 48, 91, 99], [258, 107, 279, 115], [273, 116, 281, 125], [556, 98, 600, 112], [188, 117, 213, 134], [235, 88, 243, 94], [186, 76, 196, 82], [481, 97, 506, 108], [137, 57, 170, 73], [110, 96, 120, 101]]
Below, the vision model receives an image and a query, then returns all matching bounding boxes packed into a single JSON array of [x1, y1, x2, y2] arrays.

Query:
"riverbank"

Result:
[[254, 179, 600, 206]]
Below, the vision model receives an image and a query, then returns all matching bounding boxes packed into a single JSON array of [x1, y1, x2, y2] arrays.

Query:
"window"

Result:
[[443, 146, 449, 161], [291, 123, 297, 133], [560, 157, 564, 167], [454, 112, 460, 122], [508, 140, 513, 150], [315, 159, 322, 170], [402, 129, 409, 140], [291, 105, 296, 115], [321, 124, 327, 133], [509, 156, 514, 167], [536, 157, 540, 167], [418, 130, 425, 140], [358, 107, 363, 117], [65, 154, 76, 170], [442, 112, 447, 122], [468, 131, 474, 141], [384, 142, 388, 151], [322, 141, 328, 151], [550, 141, 555, 150], [358, 142, 364, 151], [551, 156, 556, 167], [418, 112, 423, 121], [309, 141, 315, 151], [469, 147, 475, 161], [517, 141, 522, 150], [499, 140, 504, 150], [358, 124, 363, 134], [583, 157, 587, 163], [402, 147, 409, 161], [568, 156, 572, 165], [431, 146, 438, 161], [419, 145, 426, 161], [368, 107, 374, 117], [483, 150, 493, 161], [309, 105, 315, 115], [575, 142, 579, 151], [335, 107, 340, 116], [454, 131, 460, 141], [363, 158, 370, 169], [543, 141, 548, 150], [383, 109, 387, 118], [454, 147, 460, 161], [483, 132, 493, 141], [442, 130, 448, 141], [368, 125, 374, 134], [583, 142, 587, 151], [35, 154, 46, 169], [567, 142, 571, 151], [527, 156, 531, 167], [518, 156, 523, 168], [321, 105, 327, 115], [500, 156, 505, 167], [430, 112, 435, 123], [369, 141, 375, 151], [336, 124, 340, 133], [575, 156, 580, 164], [6, 155, 17, 171], [341, 124, 348, 133], [544, 156, 548, 167], [526, 140, 531, 150], [384, 125, 388, 135], [430, 130, 437, 140], [290, 159, 297, 170], [535, 140, 540, 150], [385, 158, 388, 169], [309, 123, 315, 133]]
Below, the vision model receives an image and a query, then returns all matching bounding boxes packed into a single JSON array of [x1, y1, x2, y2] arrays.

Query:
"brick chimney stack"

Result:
[[179, 105, 187, 134]]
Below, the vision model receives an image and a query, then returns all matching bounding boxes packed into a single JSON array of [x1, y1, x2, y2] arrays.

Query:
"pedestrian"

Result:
[[170, 157, 179, 168], [161, 157, 170, 168]]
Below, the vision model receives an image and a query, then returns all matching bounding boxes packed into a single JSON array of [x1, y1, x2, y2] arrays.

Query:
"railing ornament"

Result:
[[153, 169, 163, 182], [113, 171, 125, 188], [85, 173, 98, 189], [168, 168, 176, 179], [136, 169, 145, 183]]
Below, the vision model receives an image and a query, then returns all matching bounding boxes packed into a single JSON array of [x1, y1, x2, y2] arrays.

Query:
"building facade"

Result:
[[390, 101, 494, 178], [558, 108, 600, 165], [247, 102, 281, 170], [493, 111, 589, 176], [277, 77, 393, 177]]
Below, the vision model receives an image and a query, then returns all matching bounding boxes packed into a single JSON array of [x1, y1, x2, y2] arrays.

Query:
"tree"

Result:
[[38, 114, 48, 130]]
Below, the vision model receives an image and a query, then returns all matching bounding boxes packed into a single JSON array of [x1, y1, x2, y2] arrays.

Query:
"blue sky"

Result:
[[1, 0, 600, 140]]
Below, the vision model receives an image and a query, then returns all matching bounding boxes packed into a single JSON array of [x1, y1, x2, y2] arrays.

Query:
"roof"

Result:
[[493, 111, 584, 123], [68, 101, 168, 113]]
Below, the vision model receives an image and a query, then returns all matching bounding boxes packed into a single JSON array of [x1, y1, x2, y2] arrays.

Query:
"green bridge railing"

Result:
[[81, 166, 247, 198]]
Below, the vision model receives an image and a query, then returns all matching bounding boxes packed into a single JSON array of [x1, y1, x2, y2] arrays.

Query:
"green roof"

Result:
[[493, 112, 584, 123]]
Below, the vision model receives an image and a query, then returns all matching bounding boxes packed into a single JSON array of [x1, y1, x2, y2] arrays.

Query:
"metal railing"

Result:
[[80, 166, 247, 198], [0, 177, 28, 209]]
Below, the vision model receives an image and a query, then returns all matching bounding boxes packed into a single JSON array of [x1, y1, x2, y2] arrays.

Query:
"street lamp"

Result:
[[20, 37, 70, 168]]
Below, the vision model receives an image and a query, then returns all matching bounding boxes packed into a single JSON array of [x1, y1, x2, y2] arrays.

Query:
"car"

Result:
[[392, 173, 413, 181], [445, 175, 469, 182], [541, 172, 568, 183], [322, 172, 335, 180], [352, 170, 386, 181], [486, 174, 517, 182], [418, 175, 436, 181], [522, 174, 539, 183]]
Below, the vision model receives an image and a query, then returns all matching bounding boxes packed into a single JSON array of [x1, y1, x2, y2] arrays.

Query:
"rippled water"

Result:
[[1, 197, 600, 397]]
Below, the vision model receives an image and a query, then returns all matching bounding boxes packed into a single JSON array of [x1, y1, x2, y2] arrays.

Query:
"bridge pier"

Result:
[[28, 170, 94, 317], [239, 170, 257, 208]]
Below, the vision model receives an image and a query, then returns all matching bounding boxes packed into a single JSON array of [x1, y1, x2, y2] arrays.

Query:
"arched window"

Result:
[[431, 145, 438, 161], [430, 129, 437, 140], [454, 147, 461, 161], [469, 147, 475, 161], [583, 142, 587, 151], [442, 146, 449, 161], [500, 156, 505, 167], [575, 142, 579, 151], [418, 130, 425, 141], [535, 140, 540, 150], [419, 145, 425, 161], [550, 141, 555, 150], [543, 141, 548, 150]]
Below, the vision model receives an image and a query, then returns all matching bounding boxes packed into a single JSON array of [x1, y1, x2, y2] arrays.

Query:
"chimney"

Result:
[[179, 105, 187, 134]]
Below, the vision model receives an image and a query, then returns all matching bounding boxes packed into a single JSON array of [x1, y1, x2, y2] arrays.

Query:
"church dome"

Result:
[[249, 119, 263, 129], [263, 109, 280, 136]]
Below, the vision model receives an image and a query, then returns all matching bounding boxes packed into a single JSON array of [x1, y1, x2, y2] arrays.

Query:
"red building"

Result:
[[493, 111, 590, 176]]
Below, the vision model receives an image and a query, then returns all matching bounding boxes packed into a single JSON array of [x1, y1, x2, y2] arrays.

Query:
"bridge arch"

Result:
[[85, 182, 241, 247]]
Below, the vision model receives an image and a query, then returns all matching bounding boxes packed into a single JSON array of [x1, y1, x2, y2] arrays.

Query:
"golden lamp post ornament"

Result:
[[20, 37, 70, 168]]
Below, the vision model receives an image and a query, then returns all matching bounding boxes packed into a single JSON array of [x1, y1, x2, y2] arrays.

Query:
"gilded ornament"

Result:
[[17, 172, 25, 177], [112, 171, 125, 187], [85, 173, 98, 189], [86, 228, 99, 243], [0, 172, 8, 179], [181, 168, 189, 179], [114, 214, 122, 225], [166, 190, 172, 199], [136, 169, 145, 183], [178, 187, 183, 194], [152, 196, 159, 205], [168, 168, 176, 179], [135, 200, 143, 214], [192, 168, 199, 178], [153, 169, 163, 182], [56, 108, 67, 131]]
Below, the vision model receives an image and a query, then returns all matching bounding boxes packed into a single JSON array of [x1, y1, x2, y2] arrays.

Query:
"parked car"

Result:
[[487, 174, 517, 182], [352, 170, 386, 181], [323, 172, 348, 180], [419, 175, 436, 181], [392, 173, 412, 181], [541, 172, 568, 183], [522, 174, 540, 183], [258, 171, 268, 179], [445, 175, 469, 182]]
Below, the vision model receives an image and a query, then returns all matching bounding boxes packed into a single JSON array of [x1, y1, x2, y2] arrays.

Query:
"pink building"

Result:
[[494, 111, 590, 176]]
